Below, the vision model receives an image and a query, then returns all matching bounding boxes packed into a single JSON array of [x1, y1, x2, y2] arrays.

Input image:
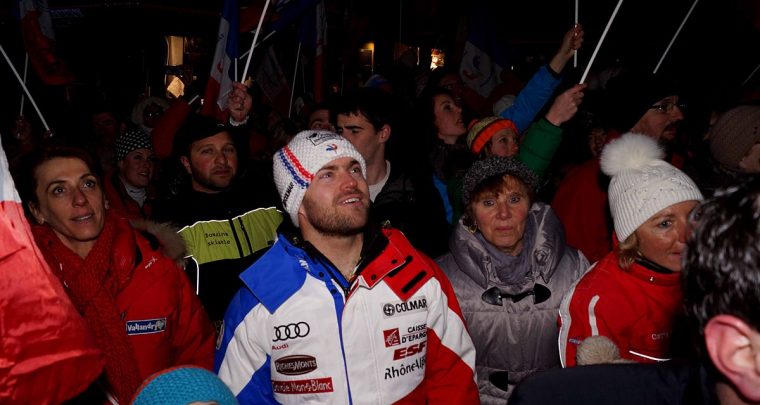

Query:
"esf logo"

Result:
[[382, 297, 427, 318], [273, 322, 311, 342], [393, 342, 426, 360]]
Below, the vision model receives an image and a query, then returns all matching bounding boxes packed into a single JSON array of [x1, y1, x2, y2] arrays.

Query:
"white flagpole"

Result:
[[1, 45, 50, 131], [20, 53, 28, 116], [288, 42, 302, 118], [239, 31, 276, 60], [742, 61, 760, 86], [653, 0, 699, 74], [574, 0, 578, 68], [241, 0, 272, 82], [579, 0, 623, 84]]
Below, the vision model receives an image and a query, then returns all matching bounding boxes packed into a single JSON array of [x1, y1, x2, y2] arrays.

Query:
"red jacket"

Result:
[[35, 216, 215, 380], [103, 170, 154, 220], [558, 252, 683, 366]]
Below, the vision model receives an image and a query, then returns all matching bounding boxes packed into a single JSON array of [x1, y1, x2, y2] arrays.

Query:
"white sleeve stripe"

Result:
[[557, 274, 585, 368], [426, 278, 476, 370], [588, 295, 600, 336], [218, 304, 270, 395], [628, 350, 671, 362]]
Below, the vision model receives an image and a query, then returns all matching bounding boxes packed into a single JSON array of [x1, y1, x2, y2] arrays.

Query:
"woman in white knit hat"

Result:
[[558, 132, 703, 367]]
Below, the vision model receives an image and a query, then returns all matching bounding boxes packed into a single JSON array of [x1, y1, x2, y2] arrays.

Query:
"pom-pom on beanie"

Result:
[[465, 117, 518, 154], [131, 366, 238, 405], [601, 133, 703, 241], [708, 105, 760, 171], [273, 130, 366, 226]]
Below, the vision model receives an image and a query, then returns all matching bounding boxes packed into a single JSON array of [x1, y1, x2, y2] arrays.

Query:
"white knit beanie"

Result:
[[600, 133, 703, 242], [273, 130, 367, 226]]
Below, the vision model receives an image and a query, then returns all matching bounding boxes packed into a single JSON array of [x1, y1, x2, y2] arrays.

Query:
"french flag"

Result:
[[201, 0, 240, 119], [17, 0, 74, 85]]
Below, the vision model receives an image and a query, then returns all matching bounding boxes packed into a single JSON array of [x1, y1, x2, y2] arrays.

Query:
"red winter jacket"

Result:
[[34, 215, 215, 380], [558, 252, 683, 367]]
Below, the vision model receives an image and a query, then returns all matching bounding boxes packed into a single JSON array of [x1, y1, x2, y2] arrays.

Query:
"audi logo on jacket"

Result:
[[214, 227, 479, 404]]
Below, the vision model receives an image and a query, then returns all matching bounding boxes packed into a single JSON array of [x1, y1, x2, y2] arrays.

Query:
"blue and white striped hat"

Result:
[[273, 130, 366, 226]]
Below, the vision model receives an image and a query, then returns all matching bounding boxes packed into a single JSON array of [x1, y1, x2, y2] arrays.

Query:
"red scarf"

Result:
[[32, 212, 143, 403]]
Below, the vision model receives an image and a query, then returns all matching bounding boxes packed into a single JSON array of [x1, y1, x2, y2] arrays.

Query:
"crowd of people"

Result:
[[1, 18, 760, 405]]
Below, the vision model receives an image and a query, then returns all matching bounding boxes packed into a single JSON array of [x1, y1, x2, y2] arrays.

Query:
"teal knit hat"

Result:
[[131, 366, 238, 405]]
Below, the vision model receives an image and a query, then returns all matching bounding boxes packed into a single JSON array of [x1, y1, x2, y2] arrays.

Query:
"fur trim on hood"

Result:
[[130, 219, 187, 269]]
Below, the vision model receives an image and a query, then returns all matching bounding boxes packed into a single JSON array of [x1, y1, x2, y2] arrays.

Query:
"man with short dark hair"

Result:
[[215, 130, 478, 404], [682, 178, 760, 404], [335, 88, 450, 257], [153, 113, 282, 329]]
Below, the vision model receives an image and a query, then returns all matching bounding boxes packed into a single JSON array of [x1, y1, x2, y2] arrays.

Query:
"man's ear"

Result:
[[180, 156, 192, 175], [705, 315, 760, 402], [378, 124, 391, 144], [28, 202, 44, 225]]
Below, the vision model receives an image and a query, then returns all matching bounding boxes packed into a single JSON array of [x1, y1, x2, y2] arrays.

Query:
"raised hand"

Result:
[[545, 83, 587, 126]]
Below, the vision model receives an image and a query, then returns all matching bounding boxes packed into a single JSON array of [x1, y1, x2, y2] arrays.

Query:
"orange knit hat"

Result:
[[466, 117, 518, 154]]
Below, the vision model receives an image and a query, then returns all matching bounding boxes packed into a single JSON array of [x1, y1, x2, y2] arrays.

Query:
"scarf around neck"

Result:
[[32, 211, 143, 403]]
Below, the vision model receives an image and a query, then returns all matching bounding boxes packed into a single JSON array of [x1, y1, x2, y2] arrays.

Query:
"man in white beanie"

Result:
[[215, 130, 478, 404]]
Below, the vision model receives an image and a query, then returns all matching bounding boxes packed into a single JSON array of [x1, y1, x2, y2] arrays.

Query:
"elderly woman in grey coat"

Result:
[[436, 156, 589, 404]]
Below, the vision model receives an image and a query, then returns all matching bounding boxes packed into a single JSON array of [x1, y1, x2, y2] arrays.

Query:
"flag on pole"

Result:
[[297, 0, 327, 102], [0, 140, 104, 403], [459, 4, 511, 99], [201, 0, 240, 120], [17, 0, 74, 85]]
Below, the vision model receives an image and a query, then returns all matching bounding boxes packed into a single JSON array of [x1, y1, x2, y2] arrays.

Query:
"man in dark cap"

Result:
[[153, 113, 282, 330], [550, 68, 687, 264]]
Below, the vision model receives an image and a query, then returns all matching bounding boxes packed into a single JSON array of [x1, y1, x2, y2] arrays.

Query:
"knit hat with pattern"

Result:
[[465, 116, 518, 154], [708, 105, 760, 171], [462, 155, 538, 205], [114, 129, 153, 162], [601, 132, 703, 242], [131, 366, 238, 405], [273, 130, 366, 226]]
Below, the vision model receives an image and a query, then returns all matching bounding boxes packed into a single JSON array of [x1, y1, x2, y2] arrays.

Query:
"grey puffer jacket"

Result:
[[436, 202, 589, 404]]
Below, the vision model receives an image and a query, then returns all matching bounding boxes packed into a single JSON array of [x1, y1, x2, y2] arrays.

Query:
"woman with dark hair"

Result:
[[559, 133, 703, 367], [436, 156, 588, 403], [14, 146, 215, 404]]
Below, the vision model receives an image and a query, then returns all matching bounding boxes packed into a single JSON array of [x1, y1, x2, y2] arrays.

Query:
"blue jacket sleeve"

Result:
[[500, 65, 562, 133]]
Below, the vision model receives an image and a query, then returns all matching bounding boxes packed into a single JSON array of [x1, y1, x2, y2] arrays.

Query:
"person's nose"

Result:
[[72, 188, 88, 206], [496, 201, 511, 219], [670, 105, 685, 120], [675, 219, 688, 244], [214, 150, 228, 165]]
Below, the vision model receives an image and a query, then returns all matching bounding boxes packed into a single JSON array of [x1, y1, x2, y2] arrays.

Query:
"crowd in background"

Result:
[[1, 16, 760, 405]]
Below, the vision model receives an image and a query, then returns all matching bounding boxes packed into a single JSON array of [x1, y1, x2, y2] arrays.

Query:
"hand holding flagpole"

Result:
[[1, 44, 50, 132], [241, 0, 272, 83], [579, 0, 623, 84], [653, 0, 699, 74]]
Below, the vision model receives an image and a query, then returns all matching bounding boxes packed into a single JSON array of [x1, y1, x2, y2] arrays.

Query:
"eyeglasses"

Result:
[[649, 100, 687, 114], [480, 284, 551, 306]]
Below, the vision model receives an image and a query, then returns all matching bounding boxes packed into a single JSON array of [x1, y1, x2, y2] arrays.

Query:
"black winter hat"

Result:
[[602, 69, 680, 133], [173, 114, 230, 156]]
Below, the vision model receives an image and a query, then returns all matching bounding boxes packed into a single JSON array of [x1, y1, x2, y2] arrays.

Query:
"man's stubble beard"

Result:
[[302, 195, 368, 237]]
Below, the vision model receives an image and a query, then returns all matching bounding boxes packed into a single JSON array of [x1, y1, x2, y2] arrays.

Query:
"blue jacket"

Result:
[[214, 227, 479, 404], [500, 65, 562, 133]]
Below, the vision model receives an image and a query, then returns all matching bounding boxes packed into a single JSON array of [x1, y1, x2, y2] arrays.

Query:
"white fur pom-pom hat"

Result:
[[600, 133, 703, 242]]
